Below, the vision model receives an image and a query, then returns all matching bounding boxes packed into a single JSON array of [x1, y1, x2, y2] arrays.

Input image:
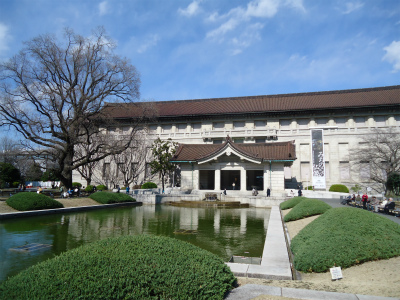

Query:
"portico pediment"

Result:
[[198, 143, 261, 164]]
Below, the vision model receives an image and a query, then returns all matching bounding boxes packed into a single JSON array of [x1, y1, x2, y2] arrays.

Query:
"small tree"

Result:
[[149, 138, 177, 192], [0, 162, 21, 188]]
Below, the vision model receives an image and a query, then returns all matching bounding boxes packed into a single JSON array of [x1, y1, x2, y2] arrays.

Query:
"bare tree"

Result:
[[0, 27, 145, 188], [0, 136, 21, 164], [112, 136, 150, 187], [351, 127, 400, 193]]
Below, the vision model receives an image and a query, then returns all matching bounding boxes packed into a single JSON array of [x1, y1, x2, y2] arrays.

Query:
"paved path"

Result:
[[318, 198, 400, 225], [226, 284, 400, 300]]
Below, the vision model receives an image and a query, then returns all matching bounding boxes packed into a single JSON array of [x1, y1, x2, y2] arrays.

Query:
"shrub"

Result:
[[283, 198, 331, 222], [72, 182, 82, 188], [6, 192, 64, 211], [84, 185, 95, 193], [96, 184, 107, 191], [0, 235, 236, 300], [89, 192, 135, 204], [329, 184, 349, 193], [141, 182, 157, 189], [280, 196, 307, 210], [291, 207, 400, 273], [305, 186, 313, 190]]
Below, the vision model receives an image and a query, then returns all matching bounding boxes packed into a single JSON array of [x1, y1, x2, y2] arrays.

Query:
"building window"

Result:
[[301, 162, 310, 181], [297, 119, 309, 129], [254, 120, 266, 128], [213, 122, 225, 130], [213, 139, 223, 144], [374, 116, 386, 127], [177, 124, 187, 132], [162, 124, 172, 133], [335, 117, 346, 128], [233, 121, 245, 128], [359, 162, 370, 180], [233, 138, 244, 143], [279, 119, 291, 129], [315, 118, 327, 126], [354, 117, 365, 127], [255, 138, 265, 143], [338, 143, 349, 161], [192, 123, 201, 132], [339, 162, 350, 180]]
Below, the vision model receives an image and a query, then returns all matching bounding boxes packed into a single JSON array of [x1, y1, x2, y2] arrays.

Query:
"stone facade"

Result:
[[72, 85, 400, 194]]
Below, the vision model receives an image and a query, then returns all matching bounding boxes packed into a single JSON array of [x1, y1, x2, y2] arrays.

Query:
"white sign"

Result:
[[330, 266, 343, 281], [311, 129, 326, 189]]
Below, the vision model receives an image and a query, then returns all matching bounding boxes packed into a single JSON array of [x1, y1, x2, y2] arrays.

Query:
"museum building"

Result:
[[79, 85, 400, 195]]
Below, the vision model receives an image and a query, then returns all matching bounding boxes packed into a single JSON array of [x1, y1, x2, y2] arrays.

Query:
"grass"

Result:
[[280, 196, 307, 210], [283, 198, 331, 222], [291, 207, 400, 272]]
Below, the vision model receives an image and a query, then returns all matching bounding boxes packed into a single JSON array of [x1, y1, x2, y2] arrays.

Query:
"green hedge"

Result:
[[141, 182, 157, 189], [0, 235, 236, 300], [280, 196, 307, 210], [291, 207, 400, 273], [84, 185, 95, 192], [89, 191, 135, 204], [329, 184, 349, 193], [6, 192, 64, 211], [72, 182, 82, 188], [283, 198, 331, 222], [96, 184, 107, 191]]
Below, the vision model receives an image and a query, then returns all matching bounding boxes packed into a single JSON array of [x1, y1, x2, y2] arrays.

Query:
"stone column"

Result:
[[240, 167, 246, 191], [215, 168, 221, 191]]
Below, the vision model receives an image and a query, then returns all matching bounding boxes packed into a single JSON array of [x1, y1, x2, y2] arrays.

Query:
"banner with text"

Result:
[[311, 129, 326, 189]]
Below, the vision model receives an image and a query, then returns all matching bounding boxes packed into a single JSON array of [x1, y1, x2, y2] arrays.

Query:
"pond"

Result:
[[0, 205, 270, 282]]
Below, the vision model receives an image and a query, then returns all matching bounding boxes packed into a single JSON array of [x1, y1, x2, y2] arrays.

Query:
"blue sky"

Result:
[[1, 0, 400, 101]]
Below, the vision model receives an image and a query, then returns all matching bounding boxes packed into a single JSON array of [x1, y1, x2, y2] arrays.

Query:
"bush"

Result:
[[84, 185, 95, 192], [280, 196, 307, 210], [291, 207, 400, 273], [0, 235, 236, 300], [283, 198, 331, 222], [72, 182, 82, 188], [6, 192, 64, 211], [329, 184, 349, 193], [89, 192, 135, 204], [96, 184, 107, 191], [141, 182, 157, 189], [305, 186, 313, 190]]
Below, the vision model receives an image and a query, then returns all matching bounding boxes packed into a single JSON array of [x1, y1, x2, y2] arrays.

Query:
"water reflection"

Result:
[[0, 205, 270, 282]]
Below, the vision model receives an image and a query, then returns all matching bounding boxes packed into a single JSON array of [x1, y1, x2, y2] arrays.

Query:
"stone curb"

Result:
[[0, 202, 142, 220]]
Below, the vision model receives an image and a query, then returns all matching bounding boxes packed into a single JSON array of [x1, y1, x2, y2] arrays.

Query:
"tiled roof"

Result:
[[171, 139, 296, 162], [103, 85, 400, 119]]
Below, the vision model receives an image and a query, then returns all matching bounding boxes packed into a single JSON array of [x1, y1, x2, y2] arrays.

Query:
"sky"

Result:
[[1, 0, 400, 102]]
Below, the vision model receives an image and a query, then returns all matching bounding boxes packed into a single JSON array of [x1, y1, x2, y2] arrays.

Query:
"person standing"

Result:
[[362, 192, 368, 210], [267, 188, 271, 197], [126, 186, 130, 195]]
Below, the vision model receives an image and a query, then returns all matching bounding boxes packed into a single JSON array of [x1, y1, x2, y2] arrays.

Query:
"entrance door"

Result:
[[221, 170, 240, 190], [199, 170, 215, 190], [246, 170, 264, 191]]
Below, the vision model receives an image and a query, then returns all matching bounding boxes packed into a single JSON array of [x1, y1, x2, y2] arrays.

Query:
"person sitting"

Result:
[[384, 198, 395, 214], [369, 196, 380, 212]]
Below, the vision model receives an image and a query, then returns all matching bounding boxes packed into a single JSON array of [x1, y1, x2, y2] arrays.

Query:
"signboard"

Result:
[[330, 266, 343, 280], [311, 129, 326, 189]]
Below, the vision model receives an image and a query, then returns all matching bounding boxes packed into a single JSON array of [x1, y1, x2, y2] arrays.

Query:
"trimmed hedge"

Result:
[[89, 191, 135, 204], [96, 184, 107, 191], [291, 207, 400, 273], [6, 192, 64, 211], [283, 198, 331, 222], [141, 182, 157, 189], [0, 235, 236, 300], [329, 184, 349, 193], [72, 182, 82, 188], [280, 196, 307, 210], [84, 185, 95, 192]]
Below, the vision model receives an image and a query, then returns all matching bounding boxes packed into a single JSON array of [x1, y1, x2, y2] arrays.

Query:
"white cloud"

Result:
[[178, 1, 201, 17], [245, 0, 280, 18], [99, 1, 109, 16], [0, 23, 9, 54], [285, 0, 306, 13], [383, 41, 400, 72], [341, 2, 364, 14], [137, 34, 160, 54]]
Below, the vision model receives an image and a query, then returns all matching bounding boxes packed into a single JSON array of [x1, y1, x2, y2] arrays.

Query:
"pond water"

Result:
[[0, 205, 270, 282]]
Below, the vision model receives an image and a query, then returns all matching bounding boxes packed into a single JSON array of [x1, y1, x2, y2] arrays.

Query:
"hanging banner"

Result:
[[311, 129, 326, 189]]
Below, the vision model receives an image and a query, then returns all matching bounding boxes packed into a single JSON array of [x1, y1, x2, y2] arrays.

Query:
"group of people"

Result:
[[343, 193, 395, 214]]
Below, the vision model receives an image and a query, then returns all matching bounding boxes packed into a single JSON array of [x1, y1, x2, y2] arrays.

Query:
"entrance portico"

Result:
[[171, 137, 296, 194]]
